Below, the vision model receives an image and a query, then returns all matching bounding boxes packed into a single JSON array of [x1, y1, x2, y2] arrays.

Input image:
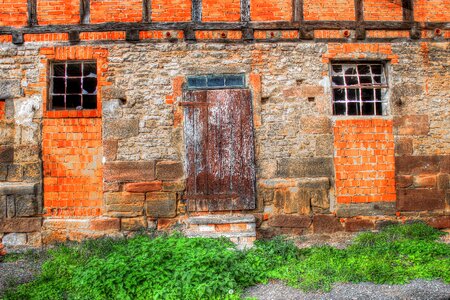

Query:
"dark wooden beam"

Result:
[[241, 0, 250, 22], [12, 32, 24, 44], [355, 0, 364, 24], [402, 0, 413, 22], [143, 0, 151, 23], [27, 0, 38, 26], [80, 0, 90, 24], [293, 0, 303, 23], [192, 0, 202, 23], [68, 30, 80, 44], [126, 29, 140, 41]]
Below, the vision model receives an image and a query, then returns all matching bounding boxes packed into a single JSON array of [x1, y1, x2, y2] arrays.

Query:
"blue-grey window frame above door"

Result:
[[186, 74, 246, 90]]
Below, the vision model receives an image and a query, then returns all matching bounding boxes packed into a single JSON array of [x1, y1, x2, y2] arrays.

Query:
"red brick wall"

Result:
[[43, 118, 103, 217], [414, 0, 450, 22], [250, 0, 292, 21], [151, 0, 191, 22], [37, 0, 80, 25], [0, 0, 28, 27], [90, 0, 142, 23], [363, 0, 403, 21], [202, 0, 241, 22], [334, 119, 396, 204], [304, 0, 355, 21]]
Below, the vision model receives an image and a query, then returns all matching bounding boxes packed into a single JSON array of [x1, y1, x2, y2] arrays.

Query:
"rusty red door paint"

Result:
[[183, 89, 256, 211]]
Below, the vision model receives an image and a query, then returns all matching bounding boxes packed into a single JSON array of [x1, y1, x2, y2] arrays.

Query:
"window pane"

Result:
[[345, 76, 358, 85], [347, 89, 359, 101], [362, 102, 374, 115], [67, 63, 82, 76], [83, 78, 97, 94], [187, 76, 207, 89], [83, 63, 97, 77], [53, 78, 65, 94], [225, 75, 244, 87], [332, 65, 343, 74], [360, 76, 372, 84], [334, 103, 346, 115], [347, 102, 360, 115], [67, 78, 82, 94], [375, 102, 383, 116], [332, 76, 344, 86], [66, 95, 81, 109], [344, 66, 357, 75], [333, 89, 345, 101], [53, 64, 65, 77], [361, 89, 374, 101], [207, 76, 225, 88], [357, 65, 371, 75], [52, 96, 65, 109], [83, 95, 97, 109], [371, 65, 382, 75], [375, 89, 382, 100]]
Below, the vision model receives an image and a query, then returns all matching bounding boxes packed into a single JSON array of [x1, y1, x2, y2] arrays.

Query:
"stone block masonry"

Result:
[[0, 0, 449, 252]]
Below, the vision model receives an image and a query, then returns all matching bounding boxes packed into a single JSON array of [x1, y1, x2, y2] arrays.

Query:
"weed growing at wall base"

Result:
[[3, 223, 450, 299]]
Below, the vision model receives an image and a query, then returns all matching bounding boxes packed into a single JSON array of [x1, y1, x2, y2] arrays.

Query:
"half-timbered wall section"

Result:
[[0, 0, 449, 251]]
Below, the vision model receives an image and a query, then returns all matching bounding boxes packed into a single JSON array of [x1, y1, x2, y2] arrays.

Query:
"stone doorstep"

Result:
[[187, 215, 256, 225], [185, 231, 256, 238], [0, 182, 37, 195]]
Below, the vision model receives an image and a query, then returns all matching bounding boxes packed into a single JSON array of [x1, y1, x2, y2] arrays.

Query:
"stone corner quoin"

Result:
[[0, 0, 449, 250]]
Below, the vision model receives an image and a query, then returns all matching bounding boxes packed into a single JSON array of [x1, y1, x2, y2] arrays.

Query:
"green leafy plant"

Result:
[[3, 223, 449, 299]]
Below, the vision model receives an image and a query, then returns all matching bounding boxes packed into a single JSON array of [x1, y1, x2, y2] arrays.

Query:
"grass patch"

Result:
[[3, 223, 449, 299]]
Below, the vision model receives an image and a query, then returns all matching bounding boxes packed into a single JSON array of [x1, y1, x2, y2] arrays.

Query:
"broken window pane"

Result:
[[50, 61, 97, 110], [187, 74, 245, 90], [330, 63, 388, 116]]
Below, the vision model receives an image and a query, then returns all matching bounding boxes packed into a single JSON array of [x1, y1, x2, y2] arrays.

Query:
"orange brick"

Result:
[[151, 0, 192, 22], [250, 0, 292, 21], [202, 0, 241, 22], [90, 0, 143, 23], [304, 0, 355, 21], [0, 0, 28, 27], [414, 0, 450, 22], [363, 0, 403, 21], [37, 0, 80, 25]]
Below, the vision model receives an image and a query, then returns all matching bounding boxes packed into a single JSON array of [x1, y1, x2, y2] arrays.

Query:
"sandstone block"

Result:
[[0, 79, 21, 99], [0, 218, 42, 233], [395, 138, 413, 156], [313, 215, 343, 233], [395, 155, 440, 175], [104, 161, 155, 182], [336, 202, 396, 217], [0, 146, 13, 163], [0, 183, 37, 195], [121, 217, 147, 231], [437, 174, 449, 190], [441, 156, 450, 173], [27, 232, 42, 248], [104, 119, 139, 139], [394, 115, 429, 135], [22, 163, 41, 182], [2, 233, 27, 248], [15, 194, 38, 217], [89, 218, 121, 231], [146, 192, 177, 218], [156, 161, 184, 180], [41, 230, 67, 245], [162, 180, 186, 192], [426, 216, 450, 229], [103, 140, 118, 161], [315, 134, 333, 157], [413, 174, 437, 188], [300, 116, 331, 134], [105, 192, 145, 217], [344, 219, 374, 232], [397, 189, 445, 211], [277, 158, 333, 178], [268, 214, 311, 228], [124, 181, 162, 193], [396, 175, 413, 188]]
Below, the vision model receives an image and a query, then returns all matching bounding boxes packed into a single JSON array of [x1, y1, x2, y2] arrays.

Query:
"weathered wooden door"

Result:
[[183, 89, 256, 211]]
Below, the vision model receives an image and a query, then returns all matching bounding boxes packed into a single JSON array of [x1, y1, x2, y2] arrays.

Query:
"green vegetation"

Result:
[[3, 223, 449, 300]]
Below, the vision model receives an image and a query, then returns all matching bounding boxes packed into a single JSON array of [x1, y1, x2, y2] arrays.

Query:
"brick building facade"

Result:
[[0, 0, 449, 250]]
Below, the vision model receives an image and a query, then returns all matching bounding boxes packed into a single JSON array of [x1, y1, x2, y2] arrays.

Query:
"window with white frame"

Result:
[[331, 62, 388, 116]]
